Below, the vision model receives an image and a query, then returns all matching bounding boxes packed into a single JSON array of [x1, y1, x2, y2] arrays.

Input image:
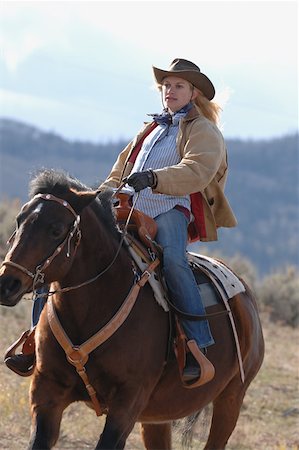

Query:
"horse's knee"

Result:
[[96, 420, 127, 449], [29, 376, 67, 450], [29, 406, 62, 449]]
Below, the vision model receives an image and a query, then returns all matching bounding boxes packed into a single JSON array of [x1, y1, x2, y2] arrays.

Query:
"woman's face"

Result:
[[161, 76, 198, 112]]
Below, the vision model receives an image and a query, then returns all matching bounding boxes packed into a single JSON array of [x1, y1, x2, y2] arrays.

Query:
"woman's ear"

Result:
[[191, 86, 200, 101]]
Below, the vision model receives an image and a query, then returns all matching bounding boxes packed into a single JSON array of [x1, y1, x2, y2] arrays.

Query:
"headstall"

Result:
[[1, 193, 81, 292]]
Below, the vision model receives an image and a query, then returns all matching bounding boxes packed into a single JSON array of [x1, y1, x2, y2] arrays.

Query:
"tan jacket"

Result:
[[101, 106, 237, 241]]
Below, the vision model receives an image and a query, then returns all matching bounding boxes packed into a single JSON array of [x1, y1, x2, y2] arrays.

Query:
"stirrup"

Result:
[[4, 328, 36, 377], [182, 340, 215, 389], [174, 318, 215, 388]]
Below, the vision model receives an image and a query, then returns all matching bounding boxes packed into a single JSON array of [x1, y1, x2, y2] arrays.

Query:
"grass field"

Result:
[[0, 300, 298, 450]]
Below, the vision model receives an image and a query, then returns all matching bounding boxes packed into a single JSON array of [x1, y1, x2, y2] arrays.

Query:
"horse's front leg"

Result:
[[95, 386, 150, 450], [29, 405, 63, 450], [28, 373, 71, 450], [96, 417, 129, 450]]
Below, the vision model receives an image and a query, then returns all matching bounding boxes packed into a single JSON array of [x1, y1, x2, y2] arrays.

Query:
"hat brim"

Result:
[[152, 66, 215, 101]]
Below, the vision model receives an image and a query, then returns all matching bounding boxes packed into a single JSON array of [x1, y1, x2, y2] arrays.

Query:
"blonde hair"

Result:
[[193, 90, 221, 125], [156, 80, 221, 125]]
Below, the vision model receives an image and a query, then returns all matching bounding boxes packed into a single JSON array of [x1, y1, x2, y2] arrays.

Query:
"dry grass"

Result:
[[0, 300, 298, 450]]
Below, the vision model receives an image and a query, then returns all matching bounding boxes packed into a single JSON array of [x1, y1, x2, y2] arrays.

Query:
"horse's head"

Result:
[[0, 170, 104, 306]]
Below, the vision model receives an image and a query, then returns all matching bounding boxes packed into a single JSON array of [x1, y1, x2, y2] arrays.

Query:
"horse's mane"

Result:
[[29, 169, 120, 240], [29, 169, 90, 197]]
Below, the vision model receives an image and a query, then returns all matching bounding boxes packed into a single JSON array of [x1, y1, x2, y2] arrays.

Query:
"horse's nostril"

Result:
[[0, 275, 22, 299]]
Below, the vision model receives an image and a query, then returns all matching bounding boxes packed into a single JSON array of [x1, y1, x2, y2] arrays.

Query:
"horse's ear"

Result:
[[70, 188, 100, 214]]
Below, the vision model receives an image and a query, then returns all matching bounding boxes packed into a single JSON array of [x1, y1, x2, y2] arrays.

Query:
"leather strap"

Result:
[[192, 265, 245, 383], [34, 194, 78, 219], [47, 259, 159, 416], [128, 122, 158, 164]]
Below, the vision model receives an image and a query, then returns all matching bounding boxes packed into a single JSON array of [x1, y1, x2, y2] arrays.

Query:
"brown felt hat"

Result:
[[153, 58, 215, 100]]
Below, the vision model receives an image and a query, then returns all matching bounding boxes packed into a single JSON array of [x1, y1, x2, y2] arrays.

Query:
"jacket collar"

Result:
[[182, 105, 201, 122]]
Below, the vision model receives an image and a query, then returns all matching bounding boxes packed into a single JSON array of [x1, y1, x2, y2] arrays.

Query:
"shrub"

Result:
[[258, 266, 299, 328], [227, 253, 258, 292]]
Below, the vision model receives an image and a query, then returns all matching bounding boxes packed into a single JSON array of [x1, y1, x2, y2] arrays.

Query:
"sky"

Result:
[[0, 0, 298, 143]]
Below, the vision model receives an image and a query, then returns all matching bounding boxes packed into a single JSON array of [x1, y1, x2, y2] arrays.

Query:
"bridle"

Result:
[[1, 187, 136, 297], [1, 193, 82, 293]]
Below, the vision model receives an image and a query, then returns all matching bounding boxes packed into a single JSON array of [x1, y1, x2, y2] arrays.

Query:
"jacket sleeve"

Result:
[[153, 119, 225, 196], [99, 141, 133, 189]]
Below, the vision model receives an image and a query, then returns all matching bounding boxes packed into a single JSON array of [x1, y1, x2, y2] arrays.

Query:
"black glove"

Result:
[[125, 170, 157, 192]]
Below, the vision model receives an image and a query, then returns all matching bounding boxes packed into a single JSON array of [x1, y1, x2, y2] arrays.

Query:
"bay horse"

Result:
[[0, 170, 264, 450]]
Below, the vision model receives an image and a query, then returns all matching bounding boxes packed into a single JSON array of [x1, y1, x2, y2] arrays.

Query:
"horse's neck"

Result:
[[56, 208, 134, 331], [79, 207, 131, 279]]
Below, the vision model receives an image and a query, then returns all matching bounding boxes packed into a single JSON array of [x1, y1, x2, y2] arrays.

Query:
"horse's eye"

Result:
[[49, 223, 66, 239], [16, 214, 23, 229]]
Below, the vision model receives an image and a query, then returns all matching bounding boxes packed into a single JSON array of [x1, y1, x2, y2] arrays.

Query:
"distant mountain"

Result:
[[0, 118, 122, 198], [0, 117, 298, 275]]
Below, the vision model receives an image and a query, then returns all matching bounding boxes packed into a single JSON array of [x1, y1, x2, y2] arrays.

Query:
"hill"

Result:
[[0, 117, 298, 275]]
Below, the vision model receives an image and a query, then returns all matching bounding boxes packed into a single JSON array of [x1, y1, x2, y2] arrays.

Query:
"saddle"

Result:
[[115, 192, 158, 250]]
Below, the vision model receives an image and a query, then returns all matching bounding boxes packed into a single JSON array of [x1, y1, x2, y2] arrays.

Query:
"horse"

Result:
[[0, 169, 264, 450]]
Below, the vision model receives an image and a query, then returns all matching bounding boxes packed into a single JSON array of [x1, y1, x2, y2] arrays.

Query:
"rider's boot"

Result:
[[5, 353, 36, 376], [182, 351, 201, 382], [4, 328, 36, 377], [4, 288, 48, 376]]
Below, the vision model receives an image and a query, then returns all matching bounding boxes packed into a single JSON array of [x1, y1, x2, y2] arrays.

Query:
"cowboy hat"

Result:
[[152, 58, 215, 100]]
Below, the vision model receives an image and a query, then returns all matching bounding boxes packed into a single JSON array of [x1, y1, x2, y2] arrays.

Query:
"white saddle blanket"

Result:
[[187, 252, 246, 300], [127, 242, 245, 312]]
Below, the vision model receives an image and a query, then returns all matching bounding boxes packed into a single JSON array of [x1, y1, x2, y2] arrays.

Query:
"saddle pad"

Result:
[[197, 281, 221, 308], [126, 242, 169, 312], [187, 252, 246, 300]]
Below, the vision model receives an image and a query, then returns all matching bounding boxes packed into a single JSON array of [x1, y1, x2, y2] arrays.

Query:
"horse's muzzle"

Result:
[[0, 273, 24, 306]]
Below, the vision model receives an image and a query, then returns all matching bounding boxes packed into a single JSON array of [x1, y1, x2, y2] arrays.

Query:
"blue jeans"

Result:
[[31, 285, 48, 327], [155, 208, 214, 349]]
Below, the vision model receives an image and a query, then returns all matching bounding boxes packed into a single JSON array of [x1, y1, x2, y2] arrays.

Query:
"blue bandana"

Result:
[[148, 102, 193, 125]]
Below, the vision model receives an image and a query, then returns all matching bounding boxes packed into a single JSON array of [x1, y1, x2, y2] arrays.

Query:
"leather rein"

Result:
[[1, 191, 159, 416]]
